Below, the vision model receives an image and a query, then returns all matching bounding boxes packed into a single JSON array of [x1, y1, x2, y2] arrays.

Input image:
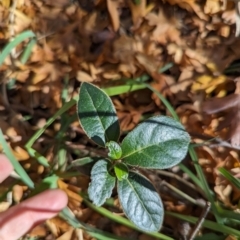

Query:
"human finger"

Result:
[[0, 154, 13, 183], [0, 189, 68, 240]]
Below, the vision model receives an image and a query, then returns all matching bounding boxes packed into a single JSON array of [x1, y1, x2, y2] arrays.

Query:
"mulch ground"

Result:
[[1, 0, 240, 239]]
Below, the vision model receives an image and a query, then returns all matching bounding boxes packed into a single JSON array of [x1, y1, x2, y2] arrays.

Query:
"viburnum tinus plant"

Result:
[[77, 82, 190, 232]]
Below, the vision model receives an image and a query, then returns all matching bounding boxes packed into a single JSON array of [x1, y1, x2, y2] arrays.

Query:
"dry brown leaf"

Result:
[[135, 52, 159, 74], [218, 25, 230, 38], [107, 0, 120, 31], [46, 217, 71, 237], [1, 0, 10, 8], [204, 0, 222, 15], [12, 146, 29, 161], [3, 0, 240, 238], [222, 9, 236, 24], [12, 184, 23, 203], [103, 71, 121, 79], [58, 179, 83, 204], [203, 94, 240, 114], [114, 92, 154, 131], [0, 202, 11, 213], [168, 44, 184, 64], [151, 74, 172, 107], [192, 74, 227, 95], [42, 0, 70, 8], [165, 0, 208, 20], [202, 79, 240, 146], [127, 0, 146, 27], [76, 70, 94, 82], [225, 235, 238, 240], [56, 228, 74, 240], [214, 184, 233, 208], [8, 70, 30, 83], [145, 10, 181, 44], [27, 224, 48, 238]]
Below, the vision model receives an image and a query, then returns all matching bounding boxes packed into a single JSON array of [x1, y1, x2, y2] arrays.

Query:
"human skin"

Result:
[[0, 154, 68, 240]]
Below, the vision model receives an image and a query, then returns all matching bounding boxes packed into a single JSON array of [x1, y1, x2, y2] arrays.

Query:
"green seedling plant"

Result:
[[77, 82, 191, 232]]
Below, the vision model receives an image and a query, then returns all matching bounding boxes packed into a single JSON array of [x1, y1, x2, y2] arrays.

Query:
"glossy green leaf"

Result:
[[121, 116, 190, 169], [106, 141, 122, 160], [114, 163, 128, 181], [0, 30, 35, 66], [0, 129, 34, 189], [118, 171, 163, 232], [29, 175, 59, 197], [77, 82, 120, 147], [88, 160, 116, 206]]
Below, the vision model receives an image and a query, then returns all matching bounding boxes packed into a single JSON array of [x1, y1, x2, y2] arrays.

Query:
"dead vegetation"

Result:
[[1, 0, 240, 239]]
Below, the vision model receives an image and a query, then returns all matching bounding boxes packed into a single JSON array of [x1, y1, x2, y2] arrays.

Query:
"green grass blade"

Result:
[[195, 233, 225, 240], [0, 30, 35, 66], [159, 63, 174, 73], [86, 227, 129, 240], [67, 157, 94, 169], [57, 148, 67, 170], [218, 167, 240, 189], [61, 75, 70, 105], [60, 207, 83, 228], [56, 114, 76, 140], [7, 78, 16, 89], [178, 163, 204, 190], [0, 129, 34, 189], [25, 98, 76, 149], [216, 205, 240, 222], [166, 211, 240, 237], [60, 207, 128, 240], [28, 175, 59, 197], [20, 38, 36, 64], [26, 147, 49, 167], [144, 83, 180, 121], [103, 83, 146, 96], [188, 145, 220, 222]]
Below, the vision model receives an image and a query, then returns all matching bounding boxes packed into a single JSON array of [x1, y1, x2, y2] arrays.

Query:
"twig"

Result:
[[188, 202, 211, 240], [190, 132, 240, 151], [234, 0, 240, 36], [1, 75, 10, 108], [160, 181, 206, 208], [198, 140, 240, 151], [65, 142, 108, 158], [9, 0, 17, 58], [154, 169, 199, 193]]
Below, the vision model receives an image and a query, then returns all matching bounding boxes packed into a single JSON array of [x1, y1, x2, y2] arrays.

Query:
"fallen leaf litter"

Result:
[[1, 0, 240, 239]]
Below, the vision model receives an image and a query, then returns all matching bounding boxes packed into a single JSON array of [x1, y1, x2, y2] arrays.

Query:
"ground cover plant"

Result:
[[77, 82, 190, 232]]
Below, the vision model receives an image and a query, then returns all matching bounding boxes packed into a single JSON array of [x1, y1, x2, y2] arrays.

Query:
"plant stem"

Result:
[[155, 170, 198, 192], [188, 202, 211, 240]]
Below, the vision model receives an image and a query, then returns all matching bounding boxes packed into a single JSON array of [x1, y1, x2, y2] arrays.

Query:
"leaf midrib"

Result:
[[124, 175, 156, 228], [85, 88, 106, 139], [122, 138, 185, 159]]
